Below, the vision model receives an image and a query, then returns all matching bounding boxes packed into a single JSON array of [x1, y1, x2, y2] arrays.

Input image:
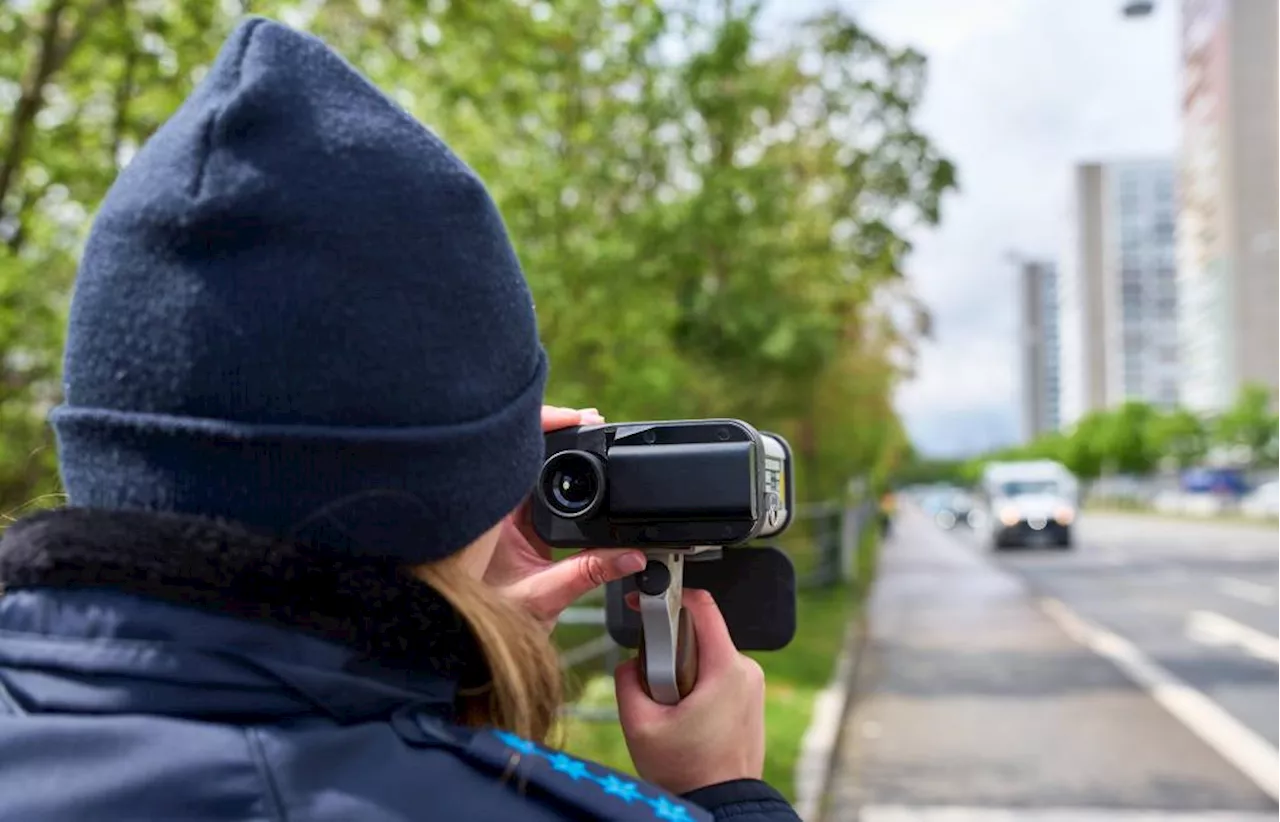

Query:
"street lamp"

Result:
[[1122, 0, 1156, 17]]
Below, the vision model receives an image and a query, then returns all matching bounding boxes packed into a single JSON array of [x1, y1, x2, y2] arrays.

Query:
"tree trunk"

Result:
[[0, 0, 71, 226], [0, 0, 118, 229]]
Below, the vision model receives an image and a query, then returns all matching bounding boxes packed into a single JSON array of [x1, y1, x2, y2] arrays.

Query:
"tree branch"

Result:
[[0, 0, 72, 229], [109, 2, 139, 169], [0, 0, 116, 231], [49, 0, 117, 76], [4, 178, 54, 254]]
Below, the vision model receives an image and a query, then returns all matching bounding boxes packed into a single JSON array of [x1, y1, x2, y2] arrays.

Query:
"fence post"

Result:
[[839, 503, 859, 584], [840, 478, 869, 584]]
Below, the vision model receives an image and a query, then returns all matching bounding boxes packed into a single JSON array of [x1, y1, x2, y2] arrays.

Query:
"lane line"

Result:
[[1039, 597, 1280, 801], [859, 807, 1278, 822], [1216, 577, 1278, 607], [1186, 611, 1280, 664]]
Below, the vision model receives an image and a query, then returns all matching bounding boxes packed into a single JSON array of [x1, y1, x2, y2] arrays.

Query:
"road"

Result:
[[824, 507, 1278, 822]]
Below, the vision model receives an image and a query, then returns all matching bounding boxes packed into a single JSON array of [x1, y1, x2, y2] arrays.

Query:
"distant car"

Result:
[[978, 460, 1077, 549], [1240, 481, 1279, 519], [1181, 467, 1249, 496], [917, 486, 976, 530]]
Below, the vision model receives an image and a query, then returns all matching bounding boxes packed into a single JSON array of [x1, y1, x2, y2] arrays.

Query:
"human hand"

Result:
[[614, 589, 767, 795], [484, 405, 647, 632]]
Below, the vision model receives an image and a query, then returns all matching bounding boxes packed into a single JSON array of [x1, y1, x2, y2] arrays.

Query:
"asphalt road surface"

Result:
[[824, 507, 1278, 822]]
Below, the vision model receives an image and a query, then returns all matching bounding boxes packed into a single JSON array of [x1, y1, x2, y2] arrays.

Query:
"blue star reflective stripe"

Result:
[[600, 774, 643, 803], [492, 731, 697, 822]]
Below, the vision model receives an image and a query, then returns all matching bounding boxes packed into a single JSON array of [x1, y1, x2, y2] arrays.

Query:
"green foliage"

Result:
[[962, 383, 1277, 483], [1214, 382, 1279, 469], [1097, 401, 1163, 476], [1149, 407, 1209, 470], [0, 0, 955, 512]]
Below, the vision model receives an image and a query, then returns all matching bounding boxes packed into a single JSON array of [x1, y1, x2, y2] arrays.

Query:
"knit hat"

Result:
[[51, 18, 548, 564]]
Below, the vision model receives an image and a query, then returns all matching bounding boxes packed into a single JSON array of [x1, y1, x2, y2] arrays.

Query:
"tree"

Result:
[[1150, 407, 1209, 470], [1096, 401, 1163, 476], [0, 0, 955, 512], [1214, 382, 1279, 468], [1059, 411, 1108, 482]]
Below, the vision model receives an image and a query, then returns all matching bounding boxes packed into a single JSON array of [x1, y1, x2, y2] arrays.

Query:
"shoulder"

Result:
[[249, 712, 712, 822], [477, 728, 712, 822]]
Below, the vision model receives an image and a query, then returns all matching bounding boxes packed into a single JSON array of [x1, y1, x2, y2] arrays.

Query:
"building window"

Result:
[[1120, 177, 1141, 212]]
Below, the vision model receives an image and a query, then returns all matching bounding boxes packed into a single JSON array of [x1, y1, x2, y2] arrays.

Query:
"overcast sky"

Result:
[[763, 0, 1181, 457]]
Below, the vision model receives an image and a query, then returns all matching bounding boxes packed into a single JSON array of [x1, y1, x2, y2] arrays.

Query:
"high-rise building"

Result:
[[1177, 0, 1278, 412], [1058, 158, 1181, 427], [1018, 260, 1060, 441]]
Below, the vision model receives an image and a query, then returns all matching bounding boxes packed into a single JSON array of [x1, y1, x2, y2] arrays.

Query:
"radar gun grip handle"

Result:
[[637, 607, 698, 703]]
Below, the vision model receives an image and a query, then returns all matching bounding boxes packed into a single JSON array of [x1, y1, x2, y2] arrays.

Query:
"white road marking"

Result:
[[1039, 597, 1280, 801], [1216, 577, 1278, 607], [859, 807, 1278, 822], [1187, 611, 1280, 664]]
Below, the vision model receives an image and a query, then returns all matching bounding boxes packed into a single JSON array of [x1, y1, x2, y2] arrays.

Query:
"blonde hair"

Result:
[[413, 555, 563, 743]]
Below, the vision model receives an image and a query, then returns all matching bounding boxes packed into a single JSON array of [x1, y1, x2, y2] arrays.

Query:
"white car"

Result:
[[979, 461, 1079, 549]]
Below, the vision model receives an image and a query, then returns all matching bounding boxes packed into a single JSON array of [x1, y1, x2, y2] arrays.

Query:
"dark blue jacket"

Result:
[[0, 509, 800, 822]]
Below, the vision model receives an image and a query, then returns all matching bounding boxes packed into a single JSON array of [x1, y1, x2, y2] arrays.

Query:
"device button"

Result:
[[636, 560, 671, 596]]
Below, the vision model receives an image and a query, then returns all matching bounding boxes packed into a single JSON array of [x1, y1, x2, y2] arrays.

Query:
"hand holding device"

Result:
[[615, 589, 767, 795], [532, 419, 796, 704]]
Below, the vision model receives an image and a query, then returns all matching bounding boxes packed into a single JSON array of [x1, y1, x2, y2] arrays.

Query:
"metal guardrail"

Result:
[[557, 587, 621, 682]]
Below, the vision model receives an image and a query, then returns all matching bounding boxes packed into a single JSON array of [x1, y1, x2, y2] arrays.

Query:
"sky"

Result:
[[763, 0, 1182, 457]]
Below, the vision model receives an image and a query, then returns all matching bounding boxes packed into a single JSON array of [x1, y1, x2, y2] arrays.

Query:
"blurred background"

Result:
[[0, 0, 1276, 820]]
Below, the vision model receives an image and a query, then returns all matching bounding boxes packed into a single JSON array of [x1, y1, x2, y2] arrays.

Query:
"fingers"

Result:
[[679, 589, 739, 673], [615, 658, 659, 724], [519, 549, 646, 620], [499, 514, 552, 562], [541, 405, 605, 433]]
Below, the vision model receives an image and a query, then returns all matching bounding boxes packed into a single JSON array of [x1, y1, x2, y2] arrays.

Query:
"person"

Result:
[[0, 18, 800, 822], [879, 489, 896, 537]]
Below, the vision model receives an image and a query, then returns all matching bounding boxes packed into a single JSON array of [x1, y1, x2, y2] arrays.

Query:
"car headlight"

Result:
[[999, 506, 1021, 527], [1054, 506, 1076, 525]]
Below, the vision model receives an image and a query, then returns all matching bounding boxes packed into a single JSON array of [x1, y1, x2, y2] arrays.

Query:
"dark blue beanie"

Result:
[[52, 18, 548, 564]]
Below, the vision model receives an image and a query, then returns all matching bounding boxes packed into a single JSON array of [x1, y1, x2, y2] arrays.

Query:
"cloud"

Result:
[[792, 0, 1181, 457]]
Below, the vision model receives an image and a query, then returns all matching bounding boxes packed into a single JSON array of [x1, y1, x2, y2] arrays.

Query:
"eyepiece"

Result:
[[537, 450, 606, 519]]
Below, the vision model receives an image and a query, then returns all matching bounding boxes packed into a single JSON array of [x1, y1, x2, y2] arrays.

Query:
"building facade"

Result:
[[1058, 158, 1180, 427], [1018, 261, 1060, 441], [1177, 0, 1278, 412]]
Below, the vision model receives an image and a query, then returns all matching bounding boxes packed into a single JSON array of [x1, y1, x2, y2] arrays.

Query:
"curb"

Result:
[[793, 610, 868, 822]]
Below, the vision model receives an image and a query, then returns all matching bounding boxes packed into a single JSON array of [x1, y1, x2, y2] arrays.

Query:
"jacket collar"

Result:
[[0, 507, 489, 722]]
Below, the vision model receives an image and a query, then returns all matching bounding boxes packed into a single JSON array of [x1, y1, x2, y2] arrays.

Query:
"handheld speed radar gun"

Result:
[[530, 419, 798, 705]]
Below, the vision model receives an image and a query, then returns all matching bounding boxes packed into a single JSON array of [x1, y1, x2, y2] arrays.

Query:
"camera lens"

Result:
[[537, 450, 606, 519]]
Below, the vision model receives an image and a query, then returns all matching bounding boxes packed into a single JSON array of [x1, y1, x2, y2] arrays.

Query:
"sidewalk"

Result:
[[821, 509, 1274, 820]]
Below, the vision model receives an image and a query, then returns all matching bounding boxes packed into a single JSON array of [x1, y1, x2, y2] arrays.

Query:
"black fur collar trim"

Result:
[[0, 507, 488, 686]]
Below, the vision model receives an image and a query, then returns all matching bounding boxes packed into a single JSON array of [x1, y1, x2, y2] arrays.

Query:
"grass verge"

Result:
[[554, 526, 878, 801]]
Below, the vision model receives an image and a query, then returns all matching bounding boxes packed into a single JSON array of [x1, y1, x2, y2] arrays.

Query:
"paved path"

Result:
[[823, 508, 1277, 821]]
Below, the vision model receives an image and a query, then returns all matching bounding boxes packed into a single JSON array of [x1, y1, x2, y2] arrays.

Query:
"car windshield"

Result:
[[1000, 480, 1059, 497]]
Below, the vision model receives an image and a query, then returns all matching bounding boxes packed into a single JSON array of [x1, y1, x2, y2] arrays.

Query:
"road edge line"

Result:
[[1039, 596, 1280, 801], [794, 611, 866, 822]]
